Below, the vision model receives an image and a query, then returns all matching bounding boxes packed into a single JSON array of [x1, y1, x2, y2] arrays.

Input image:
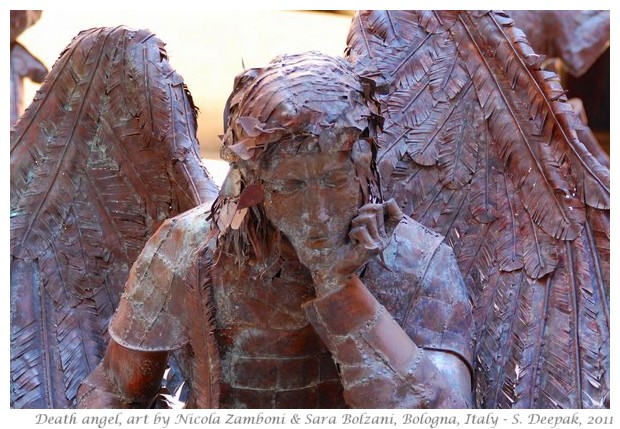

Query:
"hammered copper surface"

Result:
[[11, 10, 610, 410]]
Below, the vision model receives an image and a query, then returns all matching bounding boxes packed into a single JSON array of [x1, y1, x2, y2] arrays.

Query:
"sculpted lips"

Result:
[[306, 228, 331, 249]]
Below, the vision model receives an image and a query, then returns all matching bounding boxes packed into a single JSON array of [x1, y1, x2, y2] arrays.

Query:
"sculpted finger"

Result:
[[351, 213, 380, 240], [384, 198, 403, 220], [359, 203, 385, 236], [383, 199, 403, 236], [349, 225, 380, 251]]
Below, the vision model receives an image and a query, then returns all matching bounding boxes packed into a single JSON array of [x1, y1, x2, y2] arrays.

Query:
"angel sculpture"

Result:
[[75, 49, 474, 409], [10, 11, 609, 410]]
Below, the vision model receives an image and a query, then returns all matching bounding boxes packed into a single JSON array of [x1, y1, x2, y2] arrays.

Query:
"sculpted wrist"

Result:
[[310, 270, 351, 297], [304, 274, 379, 338], [305, 276, 422, 375]]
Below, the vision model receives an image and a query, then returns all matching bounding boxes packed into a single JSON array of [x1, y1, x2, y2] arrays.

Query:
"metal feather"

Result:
[[10, 26, 218, 408], [183, 238, 221, 408], [346, 10, 610, 409]]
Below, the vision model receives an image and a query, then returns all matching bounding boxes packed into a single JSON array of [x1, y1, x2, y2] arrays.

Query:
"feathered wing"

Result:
[[346, 10, 609, 408], [10, 26, 218, 408]]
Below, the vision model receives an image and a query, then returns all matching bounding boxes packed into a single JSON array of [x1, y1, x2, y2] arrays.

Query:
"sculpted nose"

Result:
[[309, 202, 330, 223], [302, 186, 330, 223]]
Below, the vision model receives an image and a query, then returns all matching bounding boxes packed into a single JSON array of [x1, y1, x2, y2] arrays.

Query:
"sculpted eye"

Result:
[[267, 179, 305, 195], [321, 172, 350, 188]]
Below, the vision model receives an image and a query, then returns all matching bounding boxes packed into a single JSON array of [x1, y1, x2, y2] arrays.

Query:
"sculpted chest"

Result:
[[208, 249, 345, 408]]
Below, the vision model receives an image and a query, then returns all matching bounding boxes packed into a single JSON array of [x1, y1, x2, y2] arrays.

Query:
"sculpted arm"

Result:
[[305, 277, 472, 408], [304, 203, 473, 408], [76, 208, 211, 408], [77, 341, 168, 408]]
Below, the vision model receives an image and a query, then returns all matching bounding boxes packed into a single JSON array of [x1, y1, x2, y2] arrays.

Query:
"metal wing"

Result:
[[346, 10, 609, 408], [10, 26, 218, 408]]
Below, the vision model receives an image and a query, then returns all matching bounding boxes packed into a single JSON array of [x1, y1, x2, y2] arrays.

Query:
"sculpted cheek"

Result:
[[264, 193, 298, 234]]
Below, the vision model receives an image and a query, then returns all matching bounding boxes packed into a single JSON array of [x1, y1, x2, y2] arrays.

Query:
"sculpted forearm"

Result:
[[77, 340, 169, 408], [304, 275, 472, 408]]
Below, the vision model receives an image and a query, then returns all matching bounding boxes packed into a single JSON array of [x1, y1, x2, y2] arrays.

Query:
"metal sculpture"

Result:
[[10, 11, 610, 409], [346, 11, 609, 408], [10, 26, 218, 408], [76, 51, 474, 409]]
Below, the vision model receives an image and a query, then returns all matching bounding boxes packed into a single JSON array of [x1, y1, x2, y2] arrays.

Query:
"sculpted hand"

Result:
[[312, 198, 403, 296]]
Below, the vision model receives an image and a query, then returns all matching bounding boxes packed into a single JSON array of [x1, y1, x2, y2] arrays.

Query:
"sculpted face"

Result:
[[219, 52, 382, 269], [261, 149, 363, 267]]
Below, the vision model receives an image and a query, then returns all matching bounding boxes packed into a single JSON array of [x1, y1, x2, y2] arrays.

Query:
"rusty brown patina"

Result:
[[12, 10, 609, 410]]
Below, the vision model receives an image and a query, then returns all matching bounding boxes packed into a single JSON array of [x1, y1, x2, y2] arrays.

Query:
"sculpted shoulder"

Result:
[[108, 202, 215, 351], [362, 215, 474, 369], [155, 202, 216, 267], [360, 216, 445, 322], [377, 215, 445, 280]]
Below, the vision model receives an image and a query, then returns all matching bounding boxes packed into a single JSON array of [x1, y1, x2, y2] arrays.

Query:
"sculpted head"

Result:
[[216, 51, 382, 265]]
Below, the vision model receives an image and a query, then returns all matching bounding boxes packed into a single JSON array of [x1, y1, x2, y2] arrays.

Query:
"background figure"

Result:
[[506, 10, 609, 79], [507, 10, 610, 167], [10, 10, 48, 126]]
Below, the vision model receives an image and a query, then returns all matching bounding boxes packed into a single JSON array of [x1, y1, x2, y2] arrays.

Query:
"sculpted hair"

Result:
[[212, 51, 383, 266]]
